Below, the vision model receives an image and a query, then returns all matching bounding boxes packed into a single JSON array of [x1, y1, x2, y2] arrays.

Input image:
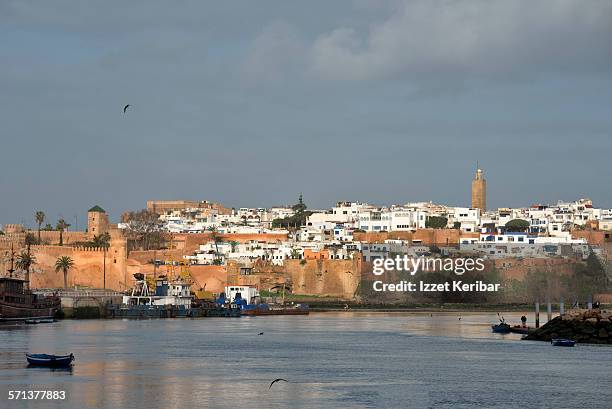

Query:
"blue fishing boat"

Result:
[[491, 313, 511, 334], [551, 339, 576, 347], [491, 323, 511, 333], [26, 353, 74, 368]]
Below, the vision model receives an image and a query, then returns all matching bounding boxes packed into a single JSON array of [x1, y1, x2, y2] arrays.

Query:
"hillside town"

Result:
[[1, 167, 611, 304]]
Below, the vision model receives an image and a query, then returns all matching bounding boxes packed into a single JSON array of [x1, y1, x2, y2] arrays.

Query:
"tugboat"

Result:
[[0, 245, 60, 322], [108, 273, 193, 318]]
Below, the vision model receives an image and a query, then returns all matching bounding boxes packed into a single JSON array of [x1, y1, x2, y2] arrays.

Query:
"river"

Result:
[[1, 312, 611, 408]]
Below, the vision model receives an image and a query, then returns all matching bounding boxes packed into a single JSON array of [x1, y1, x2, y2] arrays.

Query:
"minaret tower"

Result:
[[471, 164, 486, 211]]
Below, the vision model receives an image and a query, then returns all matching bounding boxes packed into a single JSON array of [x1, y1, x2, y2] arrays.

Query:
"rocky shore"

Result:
[[523, 309, 612, 344]]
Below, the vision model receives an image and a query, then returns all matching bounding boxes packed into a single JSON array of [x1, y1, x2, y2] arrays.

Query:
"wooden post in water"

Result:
[[547, 299, 552, 322], [535, 299, 540, 328], [559, 296, 565, 316]]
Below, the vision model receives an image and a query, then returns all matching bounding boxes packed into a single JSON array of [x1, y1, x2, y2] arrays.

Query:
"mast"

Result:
[[7, 243, 16, 278]]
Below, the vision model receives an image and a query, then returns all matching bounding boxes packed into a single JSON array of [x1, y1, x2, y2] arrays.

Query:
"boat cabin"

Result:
[[224, 285, 260, 304], [0, 277, 27, 304]]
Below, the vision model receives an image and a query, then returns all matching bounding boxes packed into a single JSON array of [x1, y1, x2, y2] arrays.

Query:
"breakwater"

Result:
[[524, 309, 612, 344]]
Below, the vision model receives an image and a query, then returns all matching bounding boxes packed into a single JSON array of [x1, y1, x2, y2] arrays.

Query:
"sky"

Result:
[[1, 0, 611, 226]]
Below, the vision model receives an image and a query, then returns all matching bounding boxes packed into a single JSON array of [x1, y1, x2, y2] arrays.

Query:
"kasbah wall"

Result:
[[225, 258, 363, 299]]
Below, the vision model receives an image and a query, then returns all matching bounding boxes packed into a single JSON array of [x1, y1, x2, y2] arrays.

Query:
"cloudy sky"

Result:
[[1, 0, 611, 226]]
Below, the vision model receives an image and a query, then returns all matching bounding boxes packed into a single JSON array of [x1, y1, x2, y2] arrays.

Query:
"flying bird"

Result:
[[269, 378, 288, 389], [123, 104, 130, 113], [258, 332, 264, 335]]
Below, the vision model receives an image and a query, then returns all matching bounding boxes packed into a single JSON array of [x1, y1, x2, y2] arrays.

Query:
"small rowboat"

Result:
[[26, 353, 74, 367], [551, 339, 576, 347]]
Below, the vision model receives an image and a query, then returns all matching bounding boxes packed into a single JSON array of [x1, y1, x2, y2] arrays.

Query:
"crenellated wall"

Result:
[[25, 239, 128, 290]]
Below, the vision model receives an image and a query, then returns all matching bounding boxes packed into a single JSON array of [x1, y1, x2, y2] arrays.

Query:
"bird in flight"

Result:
[[258, 332, 264, 335], [269, 378, 288, 389], [123, 104, 130, 113]]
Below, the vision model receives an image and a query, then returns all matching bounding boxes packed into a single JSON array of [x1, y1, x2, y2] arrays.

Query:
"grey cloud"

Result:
[[245, 1, 612, 82], [242, 21, 307, 83]]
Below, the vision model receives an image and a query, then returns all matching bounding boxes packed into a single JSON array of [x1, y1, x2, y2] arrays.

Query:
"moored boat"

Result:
[[0, 278, 60, 322], [26, 353, 74, 368], [222, 285, 309, 316], [1, 246, 61, 322], [491, 323, 511, 334], [551, 338, 576, 347], [240, 303, 309, 316]]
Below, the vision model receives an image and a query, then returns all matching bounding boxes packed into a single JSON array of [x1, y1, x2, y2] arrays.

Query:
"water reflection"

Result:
[[1, 312, 611, 408]]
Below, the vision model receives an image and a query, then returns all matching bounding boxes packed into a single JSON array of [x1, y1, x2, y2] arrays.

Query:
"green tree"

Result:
[[16, 252, 36, 270], [91, 232, 111, 248], [292, 193, 307, 214], [425, 216, 448, 229], [25, 232, 38, 248], [207, 226, 223, 264], [564, 252, 608, 301], [56, 219, 70, 246], [35, 211, 45, 242], [229, 240, 239, 253], [55, 256, 75, 289], [16, 251, 36, 286], [273, 195, 312, 229], [505, 219, 530, 232]]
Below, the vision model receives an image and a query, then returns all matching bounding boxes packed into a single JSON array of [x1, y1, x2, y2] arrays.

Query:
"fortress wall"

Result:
[[27, 242, 128, 290], [571, 230, 606, 245], [495, 257, 576, 281], [35, 231, 88, 245], [282, 259, 362, 298], [353, 229, 463, 245]]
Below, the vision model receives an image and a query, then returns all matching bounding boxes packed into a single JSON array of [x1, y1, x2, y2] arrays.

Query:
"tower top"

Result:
[[88, 205, 106, 213]]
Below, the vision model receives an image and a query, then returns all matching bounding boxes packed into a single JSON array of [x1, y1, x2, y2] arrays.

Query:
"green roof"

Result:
[[88, 205, 106, 213]]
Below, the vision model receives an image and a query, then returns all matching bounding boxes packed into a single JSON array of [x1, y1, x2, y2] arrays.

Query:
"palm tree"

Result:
[[91, 232, 111, 289], [229, 240, 239, 253], [56, 219, 70, 246], [207, 226, 223, 264], [16, 251, 36, 287], [35, 211, 45, 243], [55, 256, 74, 289], [91, 232, 111, 248], [24, 233, 38, 248]]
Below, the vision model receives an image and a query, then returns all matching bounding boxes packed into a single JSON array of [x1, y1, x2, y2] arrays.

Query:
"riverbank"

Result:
[[307, 301, 540, 312]]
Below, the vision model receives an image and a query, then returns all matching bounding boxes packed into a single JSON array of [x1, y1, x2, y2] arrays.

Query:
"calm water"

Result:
[[1, 312, 611, 409]]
